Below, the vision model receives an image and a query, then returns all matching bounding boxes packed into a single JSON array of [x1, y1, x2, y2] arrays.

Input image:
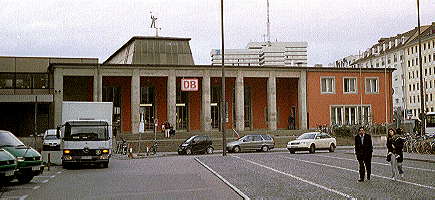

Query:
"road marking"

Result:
[[33, 186, 40, 190], [280, 155, 435, 190], [232, 155, 354, 199], [5, 186, 37, 190], [56, 170, 66, 174], [0, 195, 28, 200], [314, 154, 435, 172], [35, 175, 56, 179], [194, 157, 251, 200], [30, 179, 49, 184], [19, 195, 28, 200]]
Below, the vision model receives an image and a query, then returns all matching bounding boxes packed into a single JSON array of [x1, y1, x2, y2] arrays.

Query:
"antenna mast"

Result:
[[266, 0, 271, 45]]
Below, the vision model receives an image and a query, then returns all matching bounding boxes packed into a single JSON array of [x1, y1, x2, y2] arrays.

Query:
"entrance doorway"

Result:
[[140, 86, 155, 131], [176, 87, 188, 130]]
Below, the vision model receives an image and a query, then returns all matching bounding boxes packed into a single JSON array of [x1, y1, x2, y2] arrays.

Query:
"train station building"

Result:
[[0, 36, 394, 136]]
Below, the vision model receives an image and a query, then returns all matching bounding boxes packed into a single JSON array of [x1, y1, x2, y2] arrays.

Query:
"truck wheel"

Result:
[[17, 174, 33, 184]]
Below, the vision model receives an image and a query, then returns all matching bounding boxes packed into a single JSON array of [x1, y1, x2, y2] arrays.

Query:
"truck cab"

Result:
[[60, 120, 112, 168], [59, 101, 113, 169]]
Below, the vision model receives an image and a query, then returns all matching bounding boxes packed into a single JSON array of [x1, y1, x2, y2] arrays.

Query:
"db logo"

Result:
[[181, 79, 199, 91]]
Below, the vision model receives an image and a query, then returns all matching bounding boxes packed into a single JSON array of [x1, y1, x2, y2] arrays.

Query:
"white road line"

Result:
[[232, 155, 354, 199], [19, 195, 28, 200], [0, 195, 28, 200], [314, 154, 435, 173], [280, 155, 435, 190], [35, 175, 56, 179], [30, 179, 49, 184], [194, 157, 251, 200], [33, 186, 40, 190]]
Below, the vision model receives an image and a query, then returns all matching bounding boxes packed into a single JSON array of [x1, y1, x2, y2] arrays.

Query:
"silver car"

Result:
[[226, 134, 274, 153]]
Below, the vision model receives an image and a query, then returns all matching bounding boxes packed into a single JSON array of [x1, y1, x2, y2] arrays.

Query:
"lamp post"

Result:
[[417, 0, 426, 135], [220, 0, 227, 156]]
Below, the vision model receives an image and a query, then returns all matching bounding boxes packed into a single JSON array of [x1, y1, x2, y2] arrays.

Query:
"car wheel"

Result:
[[261, 145, 269, 152], [17, 174, 33, 184], [288, 149, 295, 154], [186, 148, 192, 155], [206, 146, 214, 154], [309, 144, 315, 154], [233, 146, 241, 153], [329, 143, 336, 152]]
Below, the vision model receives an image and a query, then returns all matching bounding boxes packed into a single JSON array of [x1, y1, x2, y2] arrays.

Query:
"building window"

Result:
[[320, 77, 335, 94], [343, 78, 357, 93], [33, 74, 49, 89], [365, 78, 379, 93], [15, 74, 32, 89], [0, 73, 14, 88], [331, 105, 371, 125]]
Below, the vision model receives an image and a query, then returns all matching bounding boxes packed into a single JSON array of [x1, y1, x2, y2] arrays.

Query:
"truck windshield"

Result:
[[0, 131, 25, 147], [63, 122, 109, 141], [426, 114, 435, 128]]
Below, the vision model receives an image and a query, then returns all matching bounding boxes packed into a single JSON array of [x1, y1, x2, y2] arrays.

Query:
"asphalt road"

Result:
[[197, 151, 435, 199], [1, 150, 434, 200]]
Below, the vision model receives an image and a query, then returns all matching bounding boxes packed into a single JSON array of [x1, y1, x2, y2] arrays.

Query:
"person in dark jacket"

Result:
[[386, 128, 405, 180], [355, 127, 373, 182]]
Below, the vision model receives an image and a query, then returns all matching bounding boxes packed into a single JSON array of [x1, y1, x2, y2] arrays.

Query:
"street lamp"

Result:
[[220, 0, 227, 156], [417, 0, 426, 135]]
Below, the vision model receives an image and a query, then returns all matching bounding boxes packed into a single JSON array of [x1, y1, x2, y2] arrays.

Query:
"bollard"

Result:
[[47, 153, 51, 171]]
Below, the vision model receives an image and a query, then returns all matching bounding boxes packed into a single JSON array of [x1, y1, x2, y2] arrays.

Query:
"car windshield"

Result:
[[44, 135, 58, 140], [63, 122, 109, 141], [0, 131, 25, 147], [184, 136, 196, 143], [297, 133, 316, 140]]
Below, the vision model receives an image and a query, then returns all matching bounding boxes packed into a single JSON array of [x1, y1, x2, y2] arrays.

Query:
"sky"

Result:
[[0, 0, 434, 66]]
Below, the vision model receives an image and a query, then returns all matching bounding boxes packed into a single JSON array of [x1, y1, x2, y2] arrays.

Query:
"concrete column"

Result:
[[131, 70, 140, 134], [93, 67, 102, 102], [298, 71, 308, 129], [201, 73, 212, 131], [167, 70, 176, 129], [267, 73, 277, 130], [54, 69, 63, 127], [235, 74, 245, 131]]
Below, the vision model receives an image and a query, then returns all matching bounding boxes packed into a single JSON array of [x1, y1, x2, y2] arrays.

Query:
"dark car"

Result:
[[226, 134, 275, 153], [178, 135, 214, 155]]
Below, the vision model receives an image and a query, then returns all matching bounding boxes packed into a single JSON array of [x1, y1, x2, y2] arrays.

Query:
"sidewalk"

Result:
[[112, 146, 435, 163]]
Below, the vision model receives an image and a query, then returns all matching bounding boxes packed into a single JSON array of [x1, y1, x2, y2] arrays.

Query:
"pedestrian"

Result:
[[164, 122, 171, 138], [354, 126, 373, 182], [386, 128, 405, 180]]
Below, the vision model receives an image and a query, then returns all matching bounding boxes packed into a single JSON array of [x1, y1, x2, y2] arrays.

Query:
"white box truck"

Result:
[[58, 102, 113, 168]]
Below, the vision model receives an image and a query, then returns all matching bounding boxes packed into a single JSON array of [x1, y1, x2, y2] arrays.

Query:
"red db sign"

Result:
[[181, 79, 198, 91]]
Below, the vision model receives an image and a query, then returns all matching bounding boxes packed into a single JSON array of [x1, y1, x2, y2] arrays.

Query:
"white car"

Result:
[[42, 129, 61, 151], [287, 132, 336, 154]]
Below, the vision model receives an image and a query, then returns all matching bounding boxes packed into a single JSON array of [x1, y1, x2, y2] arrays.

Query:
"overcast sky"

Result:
[[0, 0, 434, 66]]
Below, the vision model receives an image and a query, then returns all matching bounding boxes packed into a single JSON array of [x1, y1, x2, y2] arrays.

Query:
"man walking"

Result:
[[354, 127, 373, 182]]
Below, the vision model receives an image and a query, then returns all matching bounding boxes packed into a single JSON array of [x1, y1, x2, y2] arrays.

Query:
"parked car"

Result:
[[178, 135, 214, 155], [287, 132, 336, 154], [42, 129, 61, 151], [0, 130, 44, 183], [226, 134, 275, 153], [0, 148, 17, 183]]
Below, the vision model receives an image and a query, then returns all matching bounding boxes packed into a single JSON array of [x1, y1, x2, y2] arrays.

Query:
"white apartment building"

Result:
[[403, 23, 435, 119], [210, 41, 308, 67], [351, 28, 417, 121], [331, 55, 361, 68]]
